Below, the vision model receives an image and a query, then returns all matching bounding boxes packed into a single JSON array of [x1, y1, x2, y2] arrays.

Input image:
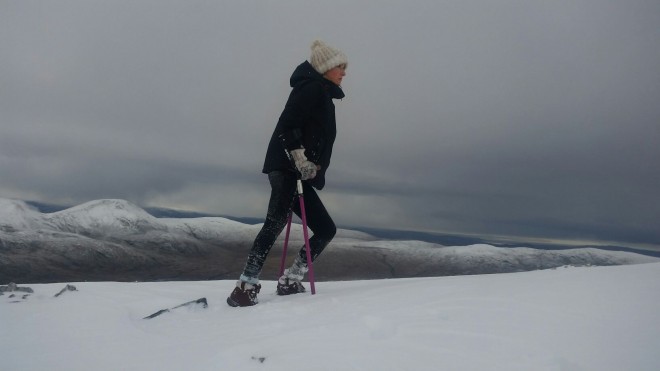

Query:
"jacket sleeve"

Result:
[[276, 81, 323, 151]]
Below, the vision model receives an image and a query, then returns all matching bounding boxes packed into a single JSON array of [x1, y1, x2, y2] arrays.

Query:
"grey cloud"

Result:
[[1, 0, 659, 249]]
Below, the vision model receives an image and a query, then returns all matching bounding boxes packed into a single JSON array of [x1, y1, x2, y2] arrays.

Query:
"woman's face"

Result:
[[324, 64, 347, 86]]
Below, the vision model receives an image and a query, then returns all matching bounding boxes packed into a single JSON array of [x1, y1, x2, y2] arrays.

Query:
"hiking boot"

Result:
[[283, 257, 308, 281], [227, 281, 261, 307], [276, 276, 306, 296]]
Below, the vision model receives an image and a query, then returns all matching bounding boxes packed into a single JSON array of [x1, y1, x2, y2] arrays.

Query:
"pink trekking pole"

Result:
[[278, 142, 317, 294], [296, 179, 316, 295], [277, 179, 316, 295]]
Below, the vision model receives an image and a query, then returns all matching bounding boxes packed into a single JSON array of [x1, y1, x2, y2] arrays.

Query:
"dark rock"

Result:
[[143, 297, 208, 319], [54, 284, 77, 297], [251, 356, 266, 363], [0, 282, 34, 293]]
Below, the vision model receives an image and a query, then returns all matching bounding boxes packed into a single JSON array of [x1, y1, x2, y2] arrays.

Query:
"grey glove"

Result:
[[290, 149, 317, 180]]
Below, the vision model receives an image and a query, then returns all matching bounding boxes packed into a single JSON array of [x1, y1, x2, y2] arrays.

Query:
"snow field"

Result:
[[2, 262, 659, 371]]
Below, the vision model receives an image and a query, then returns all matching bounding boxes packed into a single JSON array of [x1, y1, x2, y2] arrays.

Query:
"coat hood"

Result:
[[290, 61, 345, 100]]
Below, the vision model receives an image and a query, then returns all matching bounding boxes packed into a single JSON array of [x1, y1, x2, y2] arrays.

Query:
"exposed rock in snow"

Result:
[[54, 284, 78, 298], [0, 282, 34, 294]]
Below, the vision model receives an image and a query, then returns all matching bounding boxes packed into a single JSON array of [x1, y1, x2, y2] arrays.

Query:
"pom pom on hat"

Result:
[[309, 40, 348, 75]]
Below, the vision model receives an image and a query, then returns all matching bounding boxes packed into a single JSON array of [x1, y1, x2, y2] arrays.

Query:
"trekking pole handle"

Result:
[[282, 147, 305, 189], [296, 179, 304, 195]]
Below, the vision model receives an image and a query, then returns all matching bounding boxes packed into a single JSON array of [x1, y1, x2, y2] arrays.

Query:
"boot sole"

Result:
[[226, 297, 240, 307], [276, 287, 306, 296], [226, 296, 257, 307]]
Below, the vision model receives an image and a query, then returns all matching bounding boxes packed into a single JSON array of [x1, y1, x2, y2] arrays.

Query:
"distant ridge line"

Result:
[[23, 200, 660, 258]]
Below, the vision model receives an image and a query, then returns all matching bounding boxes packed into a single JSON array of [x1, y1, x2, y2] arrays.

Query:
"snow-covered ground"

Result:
[[2, 262, 659, 371]]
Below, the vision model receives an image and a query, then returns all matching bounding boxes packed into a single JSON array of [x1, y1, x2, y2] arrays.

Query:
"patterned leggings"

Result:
[[240, 171, 336, 283]]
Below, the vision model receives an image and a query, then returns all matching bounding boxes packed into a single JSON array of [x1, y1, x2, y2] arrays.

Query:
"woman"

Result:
[[227, 40, 348, 307]]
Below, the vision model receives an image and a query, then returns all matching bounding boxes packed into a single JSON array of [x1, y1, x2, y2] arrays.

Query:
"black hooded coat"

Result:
[[262, 61, 345, 190]]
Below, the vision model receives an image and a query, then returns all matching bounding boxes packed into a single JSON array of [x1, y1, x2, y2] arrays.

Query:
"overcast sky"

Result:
[[2, 0, 659, 250]]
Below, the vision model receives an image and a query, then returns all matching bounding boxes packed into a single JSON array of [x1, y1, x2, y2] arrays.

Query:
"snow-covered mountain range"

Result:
[[1, 197, 657, 284]]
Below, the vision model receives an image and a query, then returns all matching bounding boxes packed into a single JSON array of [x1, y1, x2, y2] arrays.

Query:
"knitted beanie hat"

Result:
[[309, 40, 348, 75]]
